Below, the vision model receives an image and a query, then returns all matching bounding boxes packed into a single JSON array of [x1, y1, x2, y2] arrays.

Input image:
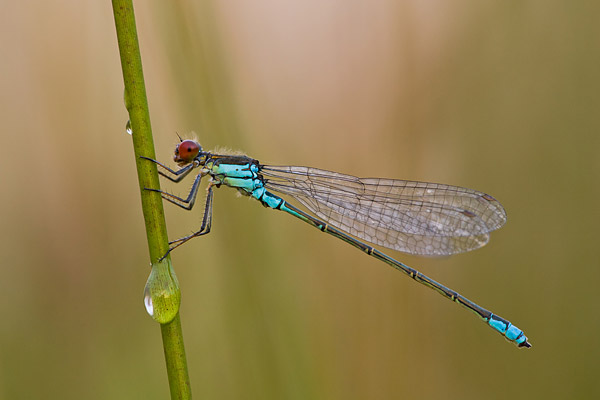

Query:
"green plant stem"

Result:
[[112, 1, 191, 398]]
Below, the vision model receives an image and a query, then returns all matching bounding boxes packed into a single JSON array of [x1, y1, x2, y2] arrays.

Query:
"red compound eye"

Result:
[[174, 140, 201, 163]]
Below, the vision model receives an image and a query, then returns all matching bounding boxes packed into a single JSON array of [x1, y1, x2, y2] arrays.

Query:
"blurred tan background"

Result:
[[1, 1, 599, 399]]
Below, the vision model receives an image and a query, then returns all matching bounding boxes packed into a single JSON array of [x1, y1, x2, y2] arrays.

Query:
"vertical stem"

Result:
[[112, 1, 192, 398], [161, 314, 192, 398]]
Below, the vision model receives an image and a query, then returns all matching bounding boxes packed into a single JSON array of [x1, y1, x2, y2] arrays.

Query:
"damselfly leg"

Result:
[[140, 156, 197, 183], [142, 156, 214, 260], [145, 172, 204, 210], [161, 185, 214, 259]]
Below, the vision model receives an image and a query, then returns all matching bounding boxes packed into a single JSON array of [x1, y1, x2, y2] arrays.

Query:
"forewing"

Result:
[[261, 165, 506, 256]]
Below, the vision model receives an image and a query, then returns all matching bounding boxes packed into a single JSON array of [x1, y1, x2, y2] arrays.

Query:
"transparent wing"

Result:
[[261, 165, 507, 256]]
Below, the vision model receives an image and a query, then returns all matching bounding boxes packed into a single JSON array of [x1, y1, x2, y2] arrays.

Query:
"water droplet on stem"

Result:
[[143, 258, 180, 324]]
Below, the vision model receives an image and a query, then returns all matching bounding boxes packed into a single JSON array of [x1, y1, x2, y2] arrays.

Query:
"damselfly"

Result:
[[142, 139, 530, 348]]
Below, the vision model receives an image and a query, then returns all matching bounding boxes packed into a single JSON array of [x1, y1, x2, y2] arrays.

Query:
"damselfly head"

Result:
[[174, 140, 202, 165]]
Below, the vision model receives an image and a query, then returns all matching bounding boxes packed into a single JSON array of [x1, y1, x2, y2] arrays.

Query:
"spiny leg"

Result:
[[140, 156, 197, 183], [159, 184, 214, 261], [146, 172, 205, 211]]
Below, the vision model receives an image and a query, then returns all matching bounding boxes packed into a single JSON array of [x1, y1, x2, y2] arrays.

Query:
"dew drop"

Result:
[[126, 119, 133, 135], [143, 258, 181, 324]]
